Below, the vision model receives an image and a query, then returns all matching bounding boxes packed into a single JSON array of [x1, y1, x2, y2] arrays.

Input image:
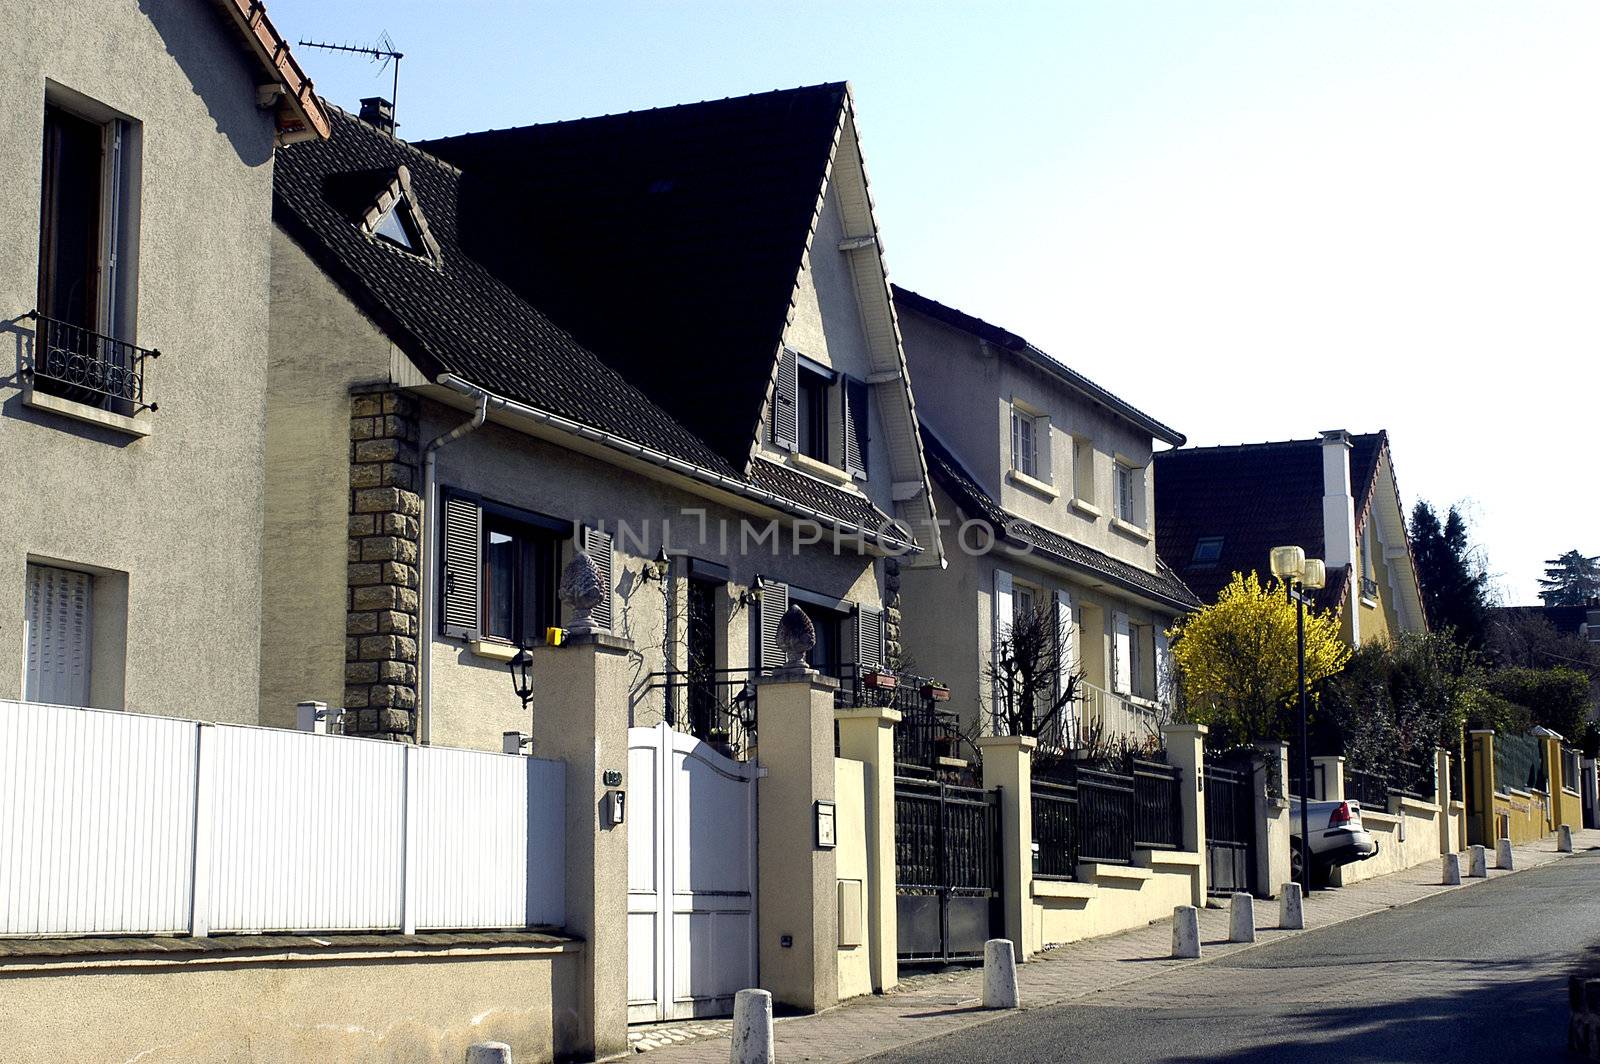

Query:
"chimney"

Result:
[[359, 97, 395, 134], [1320, 430, 1356, 571]]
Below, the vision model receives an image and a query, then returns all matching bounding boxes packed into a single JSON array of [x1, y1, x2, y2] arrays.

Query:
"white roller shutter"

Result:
[[992, 568, 1013, 722], [23, 564, 92, 706], [1112, 612, 1132, 696]]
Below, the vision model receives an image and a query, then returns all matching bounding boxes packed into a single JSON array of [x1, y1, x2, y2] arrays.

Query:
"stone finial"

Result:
[[776, 604, 815, 669], [560, 550, 604, 634]]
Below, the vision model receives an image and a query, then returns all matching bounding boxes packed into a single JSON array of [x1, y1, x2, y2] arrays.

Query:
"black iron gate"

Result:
[[1203, 756, 1257, 896], [894, 776, 1002, 961]]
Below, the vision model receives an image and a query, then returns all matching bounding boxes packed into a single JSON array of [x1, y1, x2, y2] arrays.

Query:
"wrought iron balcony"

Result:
[[643, 666, 758, 760], [24, 311, 158, 413], [1361, 576, 1379, 599]]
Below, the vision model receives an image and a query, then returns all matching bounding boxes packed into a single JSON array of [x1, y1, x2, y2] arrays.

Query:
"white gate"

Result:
[[627, 722, 759, 1023]]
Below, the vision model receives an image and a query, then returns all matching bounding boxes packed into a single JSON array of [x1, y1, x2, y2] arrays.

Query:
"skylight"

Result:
[[1191, 536, 1224, 567], [373, 198, 421, 252]]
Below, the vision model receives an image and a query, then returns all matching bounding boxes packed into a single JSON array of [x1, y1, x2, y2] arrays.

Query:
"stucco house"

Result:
[[261, 84, 940, 748], [892, 288, 1200, 748], [1154, 429, 1427, 647], [0, 0, 327, 721]]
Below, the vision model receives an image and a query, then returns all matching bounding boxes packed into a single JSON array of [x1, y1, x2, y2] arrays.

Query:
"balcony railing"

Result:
[[834, 664, 967, 773], [641, 667, 758, 760], [1027, 681, 1167, 758], [25, 311, 158, 413]]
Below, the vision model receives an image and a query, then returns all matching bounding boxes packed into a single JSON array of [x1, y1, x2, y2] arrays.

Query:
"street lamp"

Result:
[[1270, 544, 1326, 895], [508, 644, 535, 711]]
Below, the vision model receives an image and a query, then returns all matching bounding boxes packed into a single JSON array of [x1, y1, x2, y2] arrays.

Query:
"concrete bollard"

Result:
[[732, 989, 774, 1064], [466, 1044, 511, 1064], [1497, 838, 1515, 870], [1559, 825, 1574, 853], [1468, 845, 1487, 878], [1441, 852, 1461, 885], [982, 938, 1019, 1009], [1229, 892, 1256, 943], [1172, 905, 1201, 959], [1278, 882, 1305, 930]]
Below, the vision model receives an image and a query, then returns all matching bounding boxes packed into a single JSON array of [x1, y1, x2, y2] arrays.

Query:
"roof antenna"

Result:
[[298, 33, 404, 133]]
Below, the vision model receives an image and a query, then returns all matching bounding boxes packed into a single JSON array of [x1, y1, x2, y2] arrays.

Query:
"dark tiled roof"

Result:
[[748, 459, 908, 549], [274, 106, 734, 475], [892, 286, 1185, 447], [1489, 605, 1594, 637], [418, 84, 849, 470], [274, 105, 905, 545], [1153, 433, 1386, 609], [922, 427, 1200, 611]]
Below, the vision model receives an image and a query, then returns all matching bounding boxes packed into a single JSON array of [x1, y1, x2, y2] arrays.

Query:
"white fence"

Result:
[[0, 700, 564, 937]]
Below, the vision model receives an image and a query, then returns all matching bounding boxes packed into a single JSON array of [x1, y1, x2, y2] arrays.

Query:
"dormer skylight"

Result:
[[356, 164, 440, 263]]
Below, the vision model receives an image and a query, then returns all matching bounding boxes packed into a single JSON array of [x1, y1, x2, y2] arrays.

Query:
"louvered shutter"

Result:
[[1112, 612, 1132, 696], [771, 347, 798, 450], [581, 526, 615, 633], [23, 564, 92, 706], [854, 604, 884, 671], [757, 580, 789, 671], [440, 494, 482, 639], [991, 569, 1013, 721], [842, 377, 869, 479], [1154, 628, 1173, 708]]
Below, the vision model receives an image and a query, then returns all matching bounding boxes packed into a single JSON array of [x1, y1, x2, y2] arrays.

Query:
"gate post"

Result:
[[835, 706, 900, 993], [529, 633, 634, 1062], [1162, 723, 1208, 905], [754, 668, 839, 1013], [1436, 747, 1456, 856], [1252, 742, 1291, 899], [977, 734, 1037, 961], [1468, 730, 1496, 847], [1311, 755, 1345, 802]]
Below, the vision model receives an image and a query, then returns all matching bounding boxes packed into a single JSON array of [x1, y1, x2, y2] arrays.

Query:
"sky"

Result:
[[267, 0, 1600, 604]]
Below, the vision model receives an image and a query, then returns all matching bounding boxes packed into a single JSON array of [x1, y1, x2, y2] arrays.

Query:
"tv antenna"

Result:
[[298, 33, 404, 128]]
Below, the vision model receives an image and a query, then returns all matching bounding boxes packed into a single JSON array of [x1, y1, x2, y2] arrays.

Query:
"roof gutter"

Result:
[[434, 373, 921, 556], [1015, 343, 1186, 447]]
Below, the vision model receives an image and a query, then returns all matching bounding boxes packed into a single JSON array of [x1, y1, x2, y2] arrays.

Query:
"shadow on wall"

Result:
[[137, 0, 275, 167]]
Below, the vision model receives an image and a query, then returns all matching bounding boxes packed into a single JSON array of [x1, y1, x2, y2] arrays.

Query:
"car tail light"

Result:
[[1327, 802, 1352, 828]]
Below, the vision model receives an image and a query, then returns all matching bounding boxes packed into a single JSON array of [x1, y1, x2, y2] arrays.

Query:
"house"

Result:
[[260, 83, 940, 748], [1154, 430, 1427, 646], [892, 288, 1200, 746], [0, 0, 326, 722]]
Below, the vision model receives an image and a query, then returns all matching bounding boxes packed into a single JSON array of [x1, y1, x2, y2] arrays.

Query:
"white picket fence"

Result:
[[0, 700, 565, 937]]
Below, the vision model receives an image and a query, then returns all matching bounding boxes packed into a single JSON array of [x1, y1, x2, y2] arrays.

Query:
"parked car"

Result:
[[1289, 797, 1379, 883]]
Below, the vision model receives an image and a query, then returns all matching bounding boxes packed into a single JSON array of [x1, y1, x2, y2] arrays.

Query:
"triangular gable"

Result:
[[354, 165, 440, 262], [1351, 436, 1427, 632], [760, 90, 942, 567]]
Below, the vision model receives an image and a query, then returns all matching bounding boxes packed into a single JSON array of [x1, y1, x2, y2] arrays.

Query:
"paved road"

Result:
[[867, 849, 1600, 1063]]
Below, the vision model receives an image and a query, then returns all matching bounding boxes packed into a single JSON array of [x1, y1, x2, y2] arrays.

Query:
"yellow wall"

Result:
[[1492, 790, 1549, 846], [1030, 853, 1199, 949], [834, 758, 873, 1001], [1330, 796, 1450, 887]]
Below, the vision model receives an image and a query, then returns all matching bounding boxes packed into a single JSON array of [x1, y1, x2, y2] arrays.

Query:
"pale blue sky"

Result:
[[269, 1, 1600, 603]]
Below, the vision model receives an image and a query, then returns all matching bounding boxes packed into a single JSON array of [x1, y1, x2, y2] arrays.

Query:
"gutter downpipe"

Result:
[[418, 384, 492, 746]]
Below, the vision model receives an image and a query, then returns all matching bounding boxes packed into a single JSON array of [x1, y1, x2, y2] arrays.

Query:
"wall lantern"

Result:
[[508, 645, 535, 710], [645, 546, 671, 582]]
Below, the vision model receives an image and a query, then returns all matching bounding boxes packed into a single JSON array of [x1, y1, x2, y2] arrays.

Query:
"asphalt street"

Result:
[[866, 849, 1600, 1063]]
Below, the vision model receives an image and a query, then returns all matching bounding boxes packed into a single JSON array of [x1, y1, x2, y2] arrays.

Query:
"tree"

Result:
[[987, 602, 1082, 745], [1487, 666, 1592, 741], [1538, 550, 1600, 607], [1409, 501, 1490, 647], [1170, 571, 1349, 746]]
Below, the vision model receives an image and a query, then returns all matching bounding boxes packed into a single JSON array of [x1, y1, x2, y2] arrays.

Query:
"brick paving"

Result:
[[629, 830, 1599, 1062]]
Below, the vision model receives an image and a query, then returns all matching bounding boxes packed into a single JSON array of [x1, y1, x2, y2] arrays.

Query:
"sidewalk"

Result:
[[626, 829, 1599, 1062]]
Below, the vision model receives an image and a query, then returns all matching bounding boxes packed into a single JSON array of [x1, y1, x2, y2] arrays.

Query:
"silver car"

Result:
[[1289, 797, 1379, 883]]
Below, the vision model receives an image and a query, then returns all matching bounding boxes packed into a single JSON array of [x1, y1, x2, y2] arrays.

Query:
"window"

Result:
[[1360, 533, 1378, 600], [1010, 407, 1038, 478], [480, 514, 559, 645], [797, 600, 843, 678], [1012, 584, 1036, 627], [1115, 462, 1137, 523], [373, 197, 423, 253], [797, 365, 831, 462], [1072, 437, 1095, 504], [23, 563, 93, 706], [35, 94, 140, 409], [1191, 537, 1224, 568]]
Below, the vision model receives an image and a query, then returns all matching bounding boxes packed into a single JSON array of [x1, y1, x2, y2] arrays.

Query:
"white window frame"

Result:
[[1115, 462, 1136, 522], [1010, 406, 1038, 479]]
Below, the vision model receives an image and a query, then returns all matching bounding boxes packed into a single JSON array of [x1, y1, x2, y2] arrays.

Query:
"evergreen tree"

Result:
[[1538, 549, 1600, 606], [1409, 501, 1490, 646]]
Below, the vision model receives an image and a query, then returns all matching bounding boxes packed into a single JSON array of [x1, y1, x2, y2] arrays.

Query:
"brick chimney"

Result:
[[1320, 430, 1357, 571], [359, 96, 395, 134]]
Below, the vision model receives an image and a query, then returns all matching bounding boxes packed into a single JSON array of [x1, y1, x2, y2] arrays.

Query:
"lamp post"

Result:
[[1270, 546, 1326, 894]]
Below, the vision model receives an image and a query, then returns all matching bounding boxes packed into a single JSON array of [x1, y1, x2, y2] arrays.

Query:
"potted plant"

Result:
[[920, 680, 950, 702], [861, 669, 898, 691]]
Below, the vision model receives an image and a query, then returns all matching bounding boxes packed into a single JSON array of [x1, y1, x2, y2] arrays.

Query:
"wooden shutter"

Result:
[[1112, 612, 1132, 696], [23, 564, 92, 706], [581, 526, 615, 633], [991, 569, 1013, 721], [757, 579, 789, 671], [440, 493, 482, 639], [854, 604, 884, 671], [771, 347, 798, 450], [842, 377, 869, 479]]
